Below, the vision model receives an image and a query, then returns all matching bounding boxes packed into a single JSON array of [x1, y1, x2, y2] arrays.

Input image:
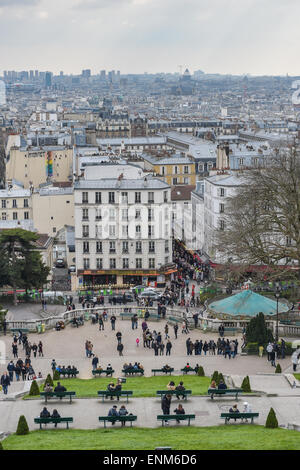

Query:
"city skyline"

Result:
[[0, 0, 299, 76]]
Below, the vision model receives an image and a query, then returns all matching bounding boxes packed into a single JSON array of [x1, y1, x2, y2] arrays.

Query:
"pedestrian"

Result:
[[0, 372, 11, 395], [117, 342, 124, 356], [92, 355, 99, 371], [161, 394, 172, 425], [291, 348, 300, 372], [174, 324, 178, 339], [110, 315, 116, 331], [266, 342, 273, 361], [136, 337, 140, 347], [38, 341, 44, 357], [166, 340, 172, 356]]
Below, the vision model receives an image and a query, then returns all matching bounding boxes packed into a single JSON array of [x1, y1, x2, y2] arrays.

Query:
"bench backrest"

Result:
[[34, 417, 73, 423], [157, 414, 195, 419], [97, 390, 133, 395], [156, 390, 191, 395], [122, 368, 144, 373], [220, 413, 259, 418], [40, 391, 76, 396], [98, 415, 137, 421], [208, 388, 242, 393]]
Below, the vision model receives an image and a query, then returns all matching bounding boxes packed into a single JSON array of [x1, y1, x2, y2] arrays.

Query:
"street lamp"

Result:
[[275, 286, 281, 342]]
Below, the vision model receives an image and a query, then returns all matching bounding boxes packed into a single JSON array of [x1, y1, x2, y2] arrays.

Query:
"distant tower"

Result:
[[45, 72, 52, 88], [182, 68, 191, 82], [0, 80, 6, 106]]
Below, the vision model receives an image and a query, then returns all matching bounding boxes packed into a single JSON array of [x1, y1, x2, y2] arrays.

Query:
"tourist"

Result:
[[166, 340, 172, 356], [51, 409, 61, 427], [54, 382, 67, 398], [118, 405, 129, 426], [108, 405, 119, 425], [266, 342, 273, 361], [174, 404, 185, 423], [167, 380, 176, 391], [292, 348, 300, 371], [110, 315, 117, 331], [218, 380, 227, 390], [40, 407, 50, 418], [175, 381, 186, 399], [161, 394, 172, 425], [0, 372, 11, 395], [174, 324, 178, 339], [117, 342, 124, 356], [92, 355, 99, 371], [229, 404, 240, 421]]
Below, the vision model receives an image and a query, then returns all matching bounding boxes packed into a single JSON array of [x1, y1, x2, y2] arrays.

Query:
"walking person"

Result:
[[174, 324, 178, 339], [38, 341, 44, 357], [161, 394, 172, 425], [1, 372, 11, 395], [110, 315, 116, 331], [292, 348, 300, 372], [117, 342, 124, 356], [166, 340, 172, 356], [266, 342, 273, 362]]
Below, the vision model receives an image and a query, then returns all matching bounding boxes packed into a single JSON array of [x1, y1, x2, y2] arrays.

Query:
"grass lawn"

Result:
[[294, 374, 300, 381], [24, 375, 211, 399], [2, 425, 300, 450]]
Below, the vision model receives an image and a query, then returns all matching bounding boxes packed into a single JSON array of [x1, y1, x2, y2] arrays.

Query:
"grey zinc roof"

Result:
[[74, 177, 170, 190]]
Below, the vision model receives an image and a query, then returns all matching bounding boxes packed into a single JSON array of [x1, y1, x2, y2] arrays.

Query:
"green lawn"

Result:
[[294, 374, 300, 381], [3, 426, 300, 450], [24, 375, 211, 399]]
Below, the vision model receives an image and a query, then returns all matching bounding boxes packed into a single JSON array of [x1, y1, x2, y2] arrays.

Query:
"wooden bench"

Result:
[[98, 415, 137, 428], [156, 390, 192, 401], [40, 391, 76, 404], [122, 368, 144, 376], [220, 412, 259, 424], [152, 368, 174, 376], [208, 388, 243, 400], [97, 390, 133, 403], [59, 370, 79, 378], [157, 414, 195, 426], [92, 369, 114, 377], [34, 417, 73, 429], [181, 367, 197, 374]]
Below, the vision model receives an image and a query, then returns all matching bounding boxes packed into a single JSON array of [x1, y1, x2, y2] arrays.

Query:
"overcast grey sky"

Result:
[[0, 0, 299, 75]]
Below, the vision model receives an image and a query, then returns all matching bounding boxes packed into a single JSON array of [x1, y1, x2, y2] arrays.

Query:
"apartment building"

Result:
[[74, 168, 172, 287], [0, 186, 33, 228]]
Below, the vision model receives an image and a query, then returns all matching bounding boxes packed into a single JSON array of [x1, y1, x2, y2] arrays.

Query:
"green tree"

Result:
[[265, 408, 278, 428], [211, 371, 219, 382], [197, 366, 205, 377], [0, 229, 50, 305], [43, 374, 54, 388], [16, 415, 29, 435], [246, 312, 274, 345], [53, 369, 60, 381], [275, 363, 282, 373], [29, 380, 40, 396], [241, 376, 251, 392], [216, 373, 225, 386]]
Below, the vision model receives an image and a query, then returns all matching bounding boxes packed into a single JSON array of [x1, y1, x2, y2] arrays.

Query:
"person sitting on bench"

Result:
[[44, 383, 53, 393], [54, 382, 67, 399], [175, 381, 186, 399], [107, 364, 113, 372], [174, 404, 185, 423], [51, 409, 61, 427], [118, 405, 129, 426], [229, 404, 240, 421], [241, 402, 252, 422], [218, 380, 227, 390], [123, 363, 130, 371], [167, 381, 176, 391], [40, 407, 50, 418], [210, 380, 217, 389], [162, 364, 172, 373], [107, 382, 116, 400], [108, 405, 118, 425]]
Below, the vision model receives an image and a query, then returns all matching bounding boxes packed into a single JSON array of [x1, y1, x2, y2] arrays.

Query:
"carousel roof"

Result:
[[208, 289, 289, 317]]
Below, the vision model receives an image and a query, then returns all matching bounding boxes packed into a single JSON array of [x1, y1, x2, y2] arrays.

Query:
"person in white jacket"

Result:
[[291, 348, 300, 372]]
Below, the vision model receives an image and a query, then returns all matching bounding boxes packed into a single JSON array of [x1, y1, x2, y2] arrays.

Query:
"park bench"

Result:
[[97, 390, 133, 403], [181, 367, 198, 374], [223, 327, 238, 336], [208, 388, 243, 400], [122, 368, 144, 376], [157, 414, 196, 426], [98, 415, 137, 428], [120, 313, 133, 320], [34, 417, 73, 429], [156, 390, 192, 401], [10, 328, 29, 335], [168, 317, 182, 324], [152, 368, 174, 376], [59, 369, 79, 378], [92, 369, 114, 377], [40, 391, 76, 404], [220, 412, 259, 424]]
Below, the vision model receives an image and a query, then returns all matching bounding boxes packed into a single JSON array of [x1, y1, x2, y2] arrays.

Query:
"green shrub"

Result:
[[29, 380, 40, 396], [0, 441, 3, 450], [275, 364, 282, 374], [211, 370, 219, 382], [265, 408, 278, 428], [246, 312, 274, 345], [53, 369, 60, 381], [197, 366, 205, 377], [44, 374, 54, 389], [243, 342, 259, 354], [241, 375, 251, 392], [16, 415, 29, 435]]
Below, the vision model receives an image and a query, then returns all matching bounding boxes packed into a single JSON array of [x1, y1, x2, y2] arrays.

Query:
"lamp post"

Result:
[[275, 287, 281, 343]]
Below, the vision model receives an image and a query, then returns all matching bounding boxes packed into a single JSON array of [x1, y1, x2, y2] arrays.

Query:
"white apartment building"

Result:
[[0, 185, 33, 230], [74, 167, 172, 287]]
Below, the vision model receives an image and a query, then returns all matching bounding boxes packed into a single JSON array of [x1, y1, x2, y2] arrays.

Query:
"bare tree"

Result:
[[215, 146, 300, 278]]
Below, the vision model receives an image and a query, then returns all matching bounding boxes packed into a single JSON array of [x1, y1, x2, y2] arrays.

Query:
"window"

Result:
[[148, 225, 154, 237], [122, 241, 129, 253], [219, 203, 225, 213], [1, 200, 6, 209], [82, 192, 88, 204], [122, 209, 128, 221], [165, 256, 169, 264], [82, 225, 89, 237], [12, 199, 17, 208], [239, 158, 244, 166], [122, 225, 128, 237], [163, 191, 168, 203], [136, 225, 141, 238], [161, 166, 165, 175], [95, 192, 102, 204], [24, 199, 29, 208], [83, 241, 89, 253], [219, 219, 225, 231], [53, 227, 56, 233], [109, 225, 116, 237], [149, 241, 155, 253], [136, 258, 142, 269], [136, 241, 142, 253], [123, 258, 129, 269], [109, 192, 115, 204], [12, 212, 17, 220], [219, 188, 225, 197], [121, 192, 128, 203], [109, 208, 115, 221], [149, 258, 155, 269], [83, 258, 90, 269], [109, 241, 116, 253], [184, 166, 189, 174], [148, 208, 153, 221], [135, 209, 141, 220], [110, 258, 116, 269], [24, 212, 29, 220], [165, 240, 169, 253], [174, 166, 178, 175], [148, 192, 154, 203], [96, 258, 103, 269], [96, 241, 102, 253], [82, 208, 89, 220], [173, 177, 178, 185], [95, 225, 102, 238], [135, 192, 141, 203], [184, 177, 189, 184], [95, 208, 102, 220]]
